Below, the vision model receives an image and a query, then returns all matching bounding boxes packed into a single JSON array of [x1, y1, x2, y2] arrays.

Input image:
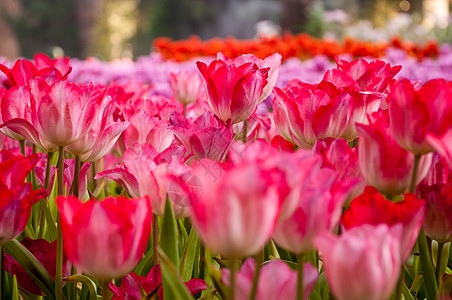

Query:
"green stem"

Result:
[[102, 280, 111, 300], [248, 250, 264, 300], [395, 265, 405, 300], [352, 138, 358, 148], [58, 146, 65, 196], [199, 243, 206, 280], [436, 242, 445, 287], [297, 253, 304, 300], [153, 214, 159, 266], [229, 258, 238, 300], [55, 214, 63, 300], [409, 154, 421, 194], [183, 103, 187, 116], [418, 227, 438, 300], [242, 119, 248, 143], [19, 140, 26, 156], [72, 156, 81, 198]]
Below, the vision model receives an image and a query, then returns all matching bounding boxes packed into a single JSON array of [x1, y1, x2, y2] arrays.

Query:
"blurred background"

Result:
[[0, 0, 450, 60]]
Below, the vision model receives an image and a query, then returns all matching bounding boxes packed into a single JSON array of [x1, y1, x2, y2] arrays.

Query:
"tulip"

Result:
[[170, 70, 203, 105], [197, 55, 269, 124], [169, 111, 235, 161], [185, 161, 284, 258], [0, 150, 46, 245], [222, 258, 318, 300], [272, 168, 354, 254], [334, 57, 401, 93], [4, 237, 71, 295], [33, 53, 72, 79], [315, 224, 402, 300], [216, 52, 282, 102], [356, 110, 432, 197], [389, 78, 452, 154], [57, 195, 152, 280], [419, 183, 452, 243], [96, 143, 190, 218], [109, 265, 209, 300], [342, 186, 425, 260]]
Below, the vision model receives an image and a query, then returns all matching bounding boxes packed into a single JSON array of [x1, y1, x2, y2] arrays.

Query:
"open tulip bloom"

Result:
[[2, 49, 452, 300]]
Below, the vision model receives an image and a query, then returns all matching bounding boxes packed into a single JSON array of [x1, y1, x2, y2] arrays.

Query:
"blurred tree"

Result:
[[7, 0, 79, 58], [281, 0, 312, 33], [76, 0, 105, 58], [0, 0, 21, 58]]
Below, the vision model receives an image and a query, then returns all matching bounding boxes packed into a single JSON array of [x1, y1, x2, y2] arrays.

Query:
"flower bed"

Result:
[[0, 47, 452, 300]]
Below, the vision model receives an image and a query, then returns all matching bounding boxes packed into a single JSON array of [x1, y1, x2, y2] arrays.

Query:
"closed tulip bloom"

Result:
[[222, 258, 318, 300], [356, 110, 432, 198], [419, 183, 452, 243], [342, 186, 425, 261], [197, 55, 269, 124], [389, 78, 452, 154], [57, 195, 152, 280], [315, 224, 402, 300], [170, 71, 203, 105], [186, 161, 283, 258], [0, 86, 32, 140]]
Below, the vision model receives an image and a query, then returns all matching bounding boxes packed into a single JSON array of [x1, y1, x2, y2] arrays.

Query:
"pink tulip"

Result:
[[170, 70, 203, 105], [197, 55, 269, 124], [33, 53, 72, 80], [222, 258, 318, 300], [273, 78, 379, 148], [419, 183, 452, 243], [57, 195, 152, 280], [217, 52, 282, 102], [0, 150, 47, 245], [65, 93, 129, 161], [0, 59, 38, 88], [334, 57, 401, 93], [356, 110, 432, 197], [120, 109, 174, 154], [169, 111, 235, 161], [272, 168, 354, 254], [96, 143, 190, 218], [28, 79, 106, 147], [315, 224, 402, 300], [184, 161, 284, 258], [389, 78, 452, 154], [342, 186, 425, 261], [0, 86, 32, 140]]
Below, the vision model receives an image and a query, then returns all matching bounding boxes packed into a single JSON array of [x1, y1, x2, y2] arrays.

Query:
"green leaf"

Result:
[[11, 275, 19, 300], [160, 200, 180, 268], [133, 243, 154, 276], [4, 239, 56, 299], [180, 226, 200, 281], [410, 273, 424, 297], [63, 274, 97, 299], [402, 280, 415, 300], [159, 249, 193, 300]]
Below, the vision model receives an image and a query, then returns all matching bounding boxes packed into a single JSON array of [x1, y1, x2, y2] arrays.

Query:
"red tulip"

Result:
[[109, 265, 209, 300], [389, 78, 452, 154], [197, 55, 269, 124], [419, 183, 452, 243], [315, 224, 402, 300], [342, 186, 425, 260], [57, 195, 152, 280], [0, 150, 46, 245], [4, 237, 71, 295]]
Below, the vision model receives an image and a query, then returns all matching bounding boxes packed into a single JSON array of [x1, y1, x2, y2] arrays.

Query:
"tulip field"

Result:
[[2, 35, 452, 300]]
